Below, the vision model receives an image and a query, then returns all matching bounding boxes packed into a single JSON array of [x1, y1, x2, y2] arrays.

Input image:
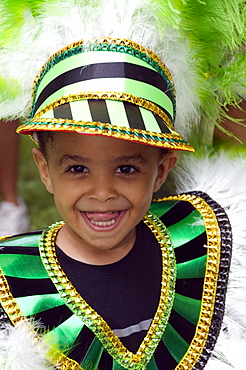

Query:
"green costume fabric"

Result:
[[0, 192, 232, 370]]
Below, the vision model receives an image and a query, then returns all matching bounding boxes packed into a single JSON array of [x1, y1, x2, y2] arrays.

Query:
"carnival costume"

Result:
[[0, 0, 245, 369]]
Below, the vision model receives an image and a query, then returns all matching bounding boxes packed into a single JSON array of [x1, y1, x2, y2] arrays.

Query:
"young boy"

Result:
[[0, 38, 232, 369]]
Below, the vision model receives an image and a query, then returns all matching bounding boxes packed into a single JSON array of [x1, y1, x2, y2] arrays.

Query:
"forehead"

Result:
[[47, 132, 160, 159]]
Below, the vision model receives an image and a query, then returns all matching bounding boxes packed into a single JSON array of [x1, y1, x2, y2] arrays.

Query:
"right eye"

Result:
[[68, 165, 89, 174]]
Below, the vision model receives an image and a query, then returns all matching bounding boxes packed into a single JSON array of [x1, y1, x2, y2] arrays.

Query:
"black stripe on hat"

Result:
[[34, 62, 172, 113], [53, 103, 73, 119], [153, 113, 172, 134], [123, 101, 145, 130], [88, 100, 111, 124]]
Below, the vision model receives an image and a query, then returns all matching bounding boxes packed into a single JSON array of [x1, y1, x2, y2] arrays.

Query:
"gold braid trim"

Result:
[[38, 213, 176, 369], [18, 119, 193, 152], [0, 268, 26, 325], [155, 194, 221, 369]]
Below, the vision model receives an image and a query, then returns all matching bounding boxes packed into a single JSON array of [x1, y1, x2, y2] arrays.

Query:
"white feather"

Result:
[[166, 148, 246, 369], [0, 321, 54, 369]]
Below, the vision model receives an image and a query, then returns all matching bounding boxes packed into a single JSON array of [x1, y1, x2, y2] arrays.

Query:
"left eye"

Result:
[[116, 166, 136, 174]]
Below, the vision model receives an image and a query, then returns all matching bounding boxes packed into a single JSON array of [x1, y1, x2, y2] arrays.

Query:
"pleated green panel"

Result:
[[113, 359, 130, 370], [168, 210, 205, 248], [149, 200, 176, 218], [81, 336, 104, 370], [173, 294, 201, 325], [0, 233, 40, 247], [44, 314, 84, 352], [146, 355, 158, 370], [0, 254, 48, 278], [162, 323, 189, 363], [176, 255, 207, 279], [15, 293, 64, 316]]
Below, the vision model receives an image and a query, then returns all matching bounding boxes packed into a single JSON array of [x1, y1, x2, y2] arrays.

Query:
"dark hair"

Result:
[[36, 131, 55, 157], [158, 148, 170, 160], [36, 131, 170, 160]]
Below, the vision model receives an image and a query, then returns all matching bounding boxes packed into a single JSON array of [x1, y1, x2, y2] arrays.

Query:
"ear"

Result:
[[32, 148, 54, 194], [153, 151, 178, 192]]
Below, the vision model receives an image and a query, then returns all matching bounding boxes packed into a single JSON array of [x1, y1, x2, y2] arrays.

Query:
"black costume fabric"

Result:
[[0, 192, 232, 369]]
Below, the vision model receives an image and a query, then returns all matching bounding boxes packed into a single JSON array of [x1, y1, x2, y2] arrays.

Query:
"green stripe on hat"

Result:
[[106, 100, 130, 128], [69, 100, 92, 122], [36, 78, 174, 118], [139, 106, 162, 133], [36, 51, 157, 102]]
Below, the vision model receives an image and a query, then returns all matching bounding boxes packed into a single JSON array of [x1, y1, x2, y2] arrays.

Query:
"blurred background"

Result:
[[19, 135, 60, 230]]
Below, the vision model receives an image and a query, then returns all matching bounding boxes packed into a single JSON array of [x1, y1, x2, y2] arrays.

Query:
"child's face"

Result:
[[33, 133, 177, 262]]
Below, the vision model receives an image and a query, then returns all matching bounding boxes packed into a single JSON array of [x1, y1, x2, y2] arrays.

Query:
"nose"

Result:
[[87, 175, 119, 202]]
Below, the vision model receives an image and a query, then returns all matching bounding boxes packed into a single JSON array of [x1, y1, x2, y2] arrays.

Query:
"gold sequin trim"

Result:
[[39, 212, 176, 369], [33, 91, 174, 131], [0, 235, 11, 241], [17, 121, 194, 152], [52, 351, 85, 370], [155, 194, 221, 369], [0, 267, 26, 325]]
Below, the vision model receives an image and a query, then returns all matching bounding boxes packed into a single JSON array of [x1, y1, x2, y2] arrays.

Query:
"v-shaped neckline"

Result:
[[38, 211, 177, 369]]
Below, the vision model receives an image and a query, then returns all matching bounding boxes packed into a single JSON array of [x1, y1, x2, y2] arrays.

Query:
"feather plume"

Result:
[[0, 0, 245, 137], [174, 0, 246, 130], [0, 0, 49, 47], [0, 321, 55, 369], [0, 0, 202, 138], [165, 147, 246, 368]]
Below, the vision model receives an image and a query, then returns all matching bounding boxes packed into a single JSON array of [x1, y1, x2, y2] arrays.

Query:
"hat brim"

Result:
[[17, 98, 194, 151]]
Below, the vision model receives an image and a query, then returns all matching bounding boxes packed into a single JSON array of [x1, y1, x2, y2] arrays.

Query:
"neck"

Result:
[[55, 224, 136, 265]]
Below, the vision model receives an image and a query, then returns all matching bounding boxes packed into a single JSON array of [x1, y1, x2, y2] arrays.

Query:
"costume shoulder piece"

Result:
[[0, 191, 232, 370]]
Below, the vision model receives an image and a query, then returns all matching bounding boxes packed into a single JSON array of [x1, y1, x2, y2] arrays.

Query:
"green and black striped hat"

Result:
[[17, 37, 194, 152]]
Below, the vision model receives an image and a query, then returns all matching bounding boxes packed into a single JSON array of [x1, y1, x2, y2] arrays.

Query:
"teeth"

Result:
[[90, 219, 116, 227], [90, 211, 116, 214]]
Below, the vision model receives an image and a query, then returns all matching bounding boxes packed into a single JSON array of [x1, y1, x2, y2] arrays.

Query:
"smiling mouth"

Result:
[[82, 211, 124, 229]]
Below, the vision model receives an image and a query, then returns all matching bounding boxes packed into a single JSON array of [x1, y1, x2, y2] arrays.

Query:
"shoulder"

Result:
[[0, 230, 42, 248], [151, 191, 232, 242], [151, 190, 229, 221], [0, 230, 48, 282]]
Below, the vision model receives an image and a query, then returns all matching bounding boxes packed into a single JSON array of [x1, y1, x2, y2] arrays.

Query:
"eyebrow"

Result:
[[113, 154, 148, 163], [58, 155, 90, 167], [58, 153, 148, 167]]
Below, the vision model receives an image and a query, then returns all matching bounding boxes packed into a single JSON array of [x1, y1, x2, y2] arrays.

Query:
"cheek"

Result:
[[128, 181, 155, 207]]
